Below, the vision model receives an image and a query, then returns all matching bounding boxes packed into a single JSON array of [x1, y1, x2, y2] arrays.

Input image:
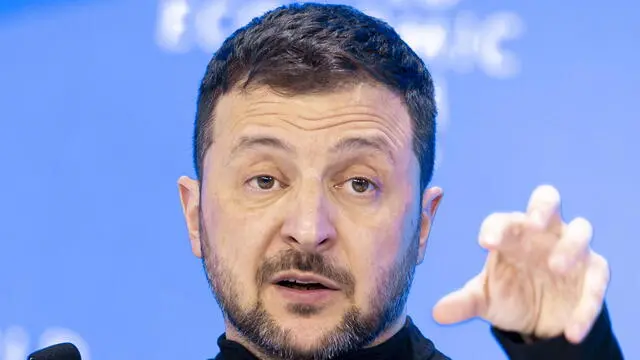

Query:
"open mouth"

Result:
[[276, 280, 331, 291]]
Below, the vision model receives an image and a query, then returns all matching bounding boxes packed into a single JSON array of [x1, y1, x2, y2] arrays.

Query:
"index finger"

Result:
[[527, 185, 563, 232]]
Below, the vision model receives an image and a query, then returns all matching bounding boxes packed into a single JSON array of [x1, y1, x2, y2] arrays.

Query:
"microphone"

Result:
[[27, 342, 81, 360]]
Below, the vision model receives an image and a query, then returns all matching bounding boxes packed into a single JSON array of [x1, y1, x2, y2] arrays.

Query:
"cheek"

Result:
[[348, 229, 406, 306], [343, 203, 415, 306], [201, 192, 266, 303], [205, 234, 263, 307]]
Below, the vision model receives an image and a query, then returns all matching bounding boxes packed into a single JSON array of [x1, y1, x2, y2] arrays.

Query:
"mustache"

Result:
[[256, 249, 356, 295]]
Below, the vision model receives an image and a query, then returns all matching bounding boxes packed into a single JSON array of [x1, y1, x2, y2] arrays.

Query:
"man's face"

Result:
[[179, 84, 442, 360]]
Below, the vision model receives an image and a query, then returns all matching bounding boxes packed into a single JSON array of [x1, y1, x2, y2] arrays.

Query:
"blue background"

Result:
[[0, 0, 637, 359]]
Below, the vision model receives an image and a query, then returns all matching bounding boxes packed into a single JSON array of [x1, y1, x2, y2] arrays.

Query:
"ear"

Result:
[[417, 186, 444, 264], [178, 176, 203, 258]]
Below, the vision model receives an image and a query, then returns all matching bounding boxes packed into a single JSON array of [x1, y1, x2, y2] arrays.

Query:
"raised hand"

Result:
[[432, 185, 610, 343]]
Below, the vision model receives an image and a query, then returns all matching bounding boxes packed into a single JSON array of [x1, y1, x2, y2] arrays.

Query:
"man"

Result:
[[177, 3, 623, 359]]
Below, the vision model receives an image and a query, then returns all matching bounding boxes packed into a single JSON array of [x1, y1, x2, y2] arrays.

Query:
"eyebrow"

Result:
[[329, 135, 396, 164], [229, 134, 395, 163], [230, 135, 296, 158]]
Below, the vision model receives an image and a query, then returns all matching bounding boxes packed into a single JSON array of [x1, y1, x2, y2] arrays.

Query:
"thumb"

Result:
[[432, 272, 487, 325]]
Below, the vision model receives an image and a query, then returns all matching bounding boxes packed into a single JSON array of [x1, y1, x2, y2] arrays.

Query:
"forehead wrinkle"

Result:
[[216, 86, 414, 153], [242, 85, 406, 121]]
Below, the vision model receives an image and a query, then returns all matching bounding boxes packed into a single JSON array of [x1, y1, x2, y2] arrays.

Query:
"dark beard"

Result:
[[200, 222, 420, 360]]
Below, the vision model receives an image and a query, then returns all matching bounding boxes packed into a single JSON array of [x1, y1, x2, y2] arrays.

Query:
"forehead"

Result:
[[211, 83, 414, 156]]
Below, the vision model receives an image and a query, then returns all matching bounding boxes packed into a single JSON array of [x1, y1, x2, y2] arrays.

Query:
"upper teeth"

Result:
[[286, 279, 316, 284]]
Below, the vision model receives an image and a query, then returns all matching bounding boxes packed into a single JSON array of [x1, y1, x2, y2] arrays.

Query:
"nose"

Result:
[[280, 181, 337, 252]]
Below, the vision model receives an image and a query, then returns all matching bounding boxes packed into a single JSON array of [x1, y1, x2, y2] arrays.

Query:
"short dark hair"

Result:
[[194, 2, 437, 191]]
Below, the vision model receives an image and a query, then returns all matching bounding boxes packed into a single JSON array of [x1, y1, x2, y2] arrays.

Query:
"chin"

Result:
[[276, 319, 338, 354], [272, 307, 343, 335], [287, 331, 328, 352]]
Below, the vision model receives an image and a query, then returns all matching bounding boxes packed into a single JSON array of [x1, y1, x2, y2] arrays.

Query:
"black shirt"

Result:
[[212, 305, 623, 359]]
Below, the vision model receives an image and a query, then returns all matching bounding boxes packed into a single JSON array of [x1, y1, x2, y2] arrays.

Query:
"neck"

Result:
[[223, 325, 272, 360], [365, 311, 408, 347]]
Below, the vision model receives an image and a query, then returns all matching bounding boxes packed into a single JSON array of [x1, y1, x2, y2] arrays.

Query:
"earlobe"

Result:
[[178, 176, 203, 258], [417, 186, 444, 264]]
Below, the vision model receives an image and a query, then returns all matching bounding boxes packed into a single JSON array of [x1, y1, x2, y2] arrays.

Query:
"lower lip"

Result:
[[273, 284, 339, 304]]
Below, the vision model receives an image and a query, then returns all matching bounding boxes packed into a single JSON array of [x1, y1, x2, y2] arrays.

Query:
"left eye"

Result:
[[344, 177, 378, 194], [246, 175, 284, 191]]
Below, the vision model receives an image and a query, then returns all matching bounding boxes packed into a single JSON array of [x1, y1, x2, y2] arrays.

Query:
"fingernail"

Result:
[[484, 235, 497, 247]]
